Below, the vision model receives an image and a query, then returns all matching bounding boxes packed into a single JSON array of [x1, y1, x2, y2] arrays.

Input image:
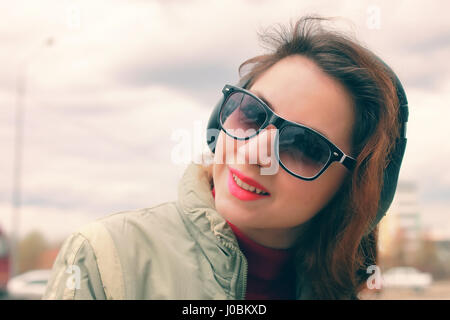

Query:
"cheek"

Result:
[[277, 166, 347, 216], [214, 132, 233, 164], [279, 177, 323, 211]]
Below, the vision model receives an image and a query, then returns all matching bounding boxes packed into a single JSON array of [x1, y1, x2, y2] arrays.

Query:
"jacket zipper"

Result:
[[220, 239, 248, 300]]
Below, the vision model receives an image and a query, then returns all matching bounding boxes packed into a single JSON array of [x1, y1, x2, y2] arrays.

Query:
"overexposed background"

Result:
[[0, 0, 448, 256]]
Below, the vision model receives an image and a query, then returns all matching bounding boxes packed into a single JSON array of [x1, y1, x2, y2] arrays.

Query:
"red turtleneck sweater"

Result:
[[211, 187, 297, 300]]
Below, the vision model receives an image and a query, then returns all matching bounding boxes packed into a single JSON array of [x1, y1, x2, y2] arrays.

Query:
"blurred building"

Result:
[[35, 248, 59, 270], [433, 240, 450, 278], [378, 181, 422, 265], [0, 227, 9, 293]]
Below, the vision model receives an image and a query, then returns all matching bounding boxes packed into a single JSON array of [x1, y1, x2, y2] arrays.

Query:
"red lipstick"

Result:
[[228, 167, 271, 201]]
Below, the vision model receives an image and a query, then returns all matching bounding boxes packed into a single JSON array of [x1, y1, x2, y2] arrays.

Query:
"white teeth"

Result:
[[232, 174, 269, 195]]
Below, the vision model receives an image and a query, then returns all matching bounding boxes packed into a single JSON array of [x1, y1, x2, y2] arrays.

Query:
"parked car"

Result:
[[7, 269, 52, 300], [382, 267, 433, 292]]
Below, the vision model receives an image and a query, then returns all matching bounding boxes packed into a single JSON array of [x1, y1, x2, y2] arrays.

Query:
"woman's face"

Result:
[[212, 55, 355, 248]]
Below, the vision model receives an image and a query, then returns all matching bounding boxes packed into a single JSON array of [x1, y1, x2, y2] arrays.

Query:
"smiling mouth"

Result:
[[231, 173, 270, 195]]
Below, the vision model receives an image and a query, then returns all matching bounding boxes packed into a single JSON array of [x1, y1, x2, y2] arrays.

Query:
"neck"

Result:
[[234, 224, 305, 249]]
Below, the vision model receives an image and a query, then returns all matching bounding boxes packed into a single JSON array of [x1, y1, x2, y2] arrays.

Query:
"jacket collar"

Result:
[[175, 161, 313, 299], [176, 161, 245, 297], [176, 161, 237, 247]]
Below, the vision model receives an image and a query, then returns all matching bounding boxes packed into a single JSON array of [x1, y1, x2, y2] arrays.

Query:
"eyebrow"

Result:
[[251, 89, 331, 140]]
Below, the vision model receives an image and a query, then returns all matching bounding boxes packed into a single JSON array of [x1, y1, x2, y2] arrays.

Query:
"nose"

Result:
[[236, 124, 278, 169]]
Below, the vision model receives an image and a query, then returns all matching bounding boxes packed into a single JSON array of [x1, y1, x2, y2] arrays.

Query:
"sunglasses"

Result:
[[218, 84, 356, 181]]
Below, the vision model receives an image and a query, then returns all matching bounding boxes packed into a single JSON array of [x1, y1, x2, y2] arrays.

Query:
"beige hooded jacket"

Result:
[[42, 162, 312, 299]]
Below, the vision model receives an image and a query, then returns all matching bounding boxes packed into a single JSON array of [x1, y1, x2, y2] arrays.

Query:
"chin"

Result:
[[215, 197, 258, 225]]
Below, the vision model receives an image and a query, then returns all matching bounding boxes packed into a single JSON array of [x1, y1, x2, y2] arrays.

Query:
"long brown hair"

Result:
[[200, 15, 401, 299]]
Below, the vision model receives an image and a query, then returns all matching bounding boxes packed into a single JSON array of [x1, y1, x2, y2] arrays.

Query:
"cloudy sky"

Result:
[[0, 0, 449, 244]]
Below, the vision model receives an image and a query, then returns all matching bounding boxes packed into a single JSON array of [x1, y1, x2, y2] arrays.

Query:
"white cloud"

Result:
[[1, 0, 449, 243]]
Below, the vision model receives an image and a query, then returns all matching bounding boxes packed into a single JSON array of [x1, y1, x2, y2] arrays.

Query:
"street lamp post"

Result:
[[10, 37, 54, 278]]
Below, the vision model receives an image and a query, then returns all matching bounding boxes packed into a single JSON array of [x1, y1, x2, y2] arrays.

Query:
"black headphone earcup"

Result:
[[366, 137, 407, 235], [364, 56, 409, 235], [206, 77, 252, 154]]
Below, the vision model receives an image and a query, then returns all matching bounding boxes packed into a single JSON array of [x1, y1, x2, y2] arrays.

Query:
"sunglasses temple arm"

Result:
[[341, 154, 357, 171]]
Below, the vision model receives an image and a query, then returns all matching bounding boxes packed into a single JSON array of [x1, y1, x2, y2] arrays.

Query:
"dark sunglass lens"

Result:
[[278, 126, 331, 178], [220, 92, 267, 138]]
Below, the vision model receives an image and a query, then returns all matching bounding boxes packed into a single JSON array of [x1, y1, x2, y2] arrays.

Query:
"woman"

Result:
[[43, 16, 404, 300]]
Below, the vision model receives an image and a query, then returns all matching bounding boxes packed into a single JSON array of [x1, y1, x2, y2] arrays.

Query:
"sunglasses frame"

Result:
[[219, 84, 357, 181]]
